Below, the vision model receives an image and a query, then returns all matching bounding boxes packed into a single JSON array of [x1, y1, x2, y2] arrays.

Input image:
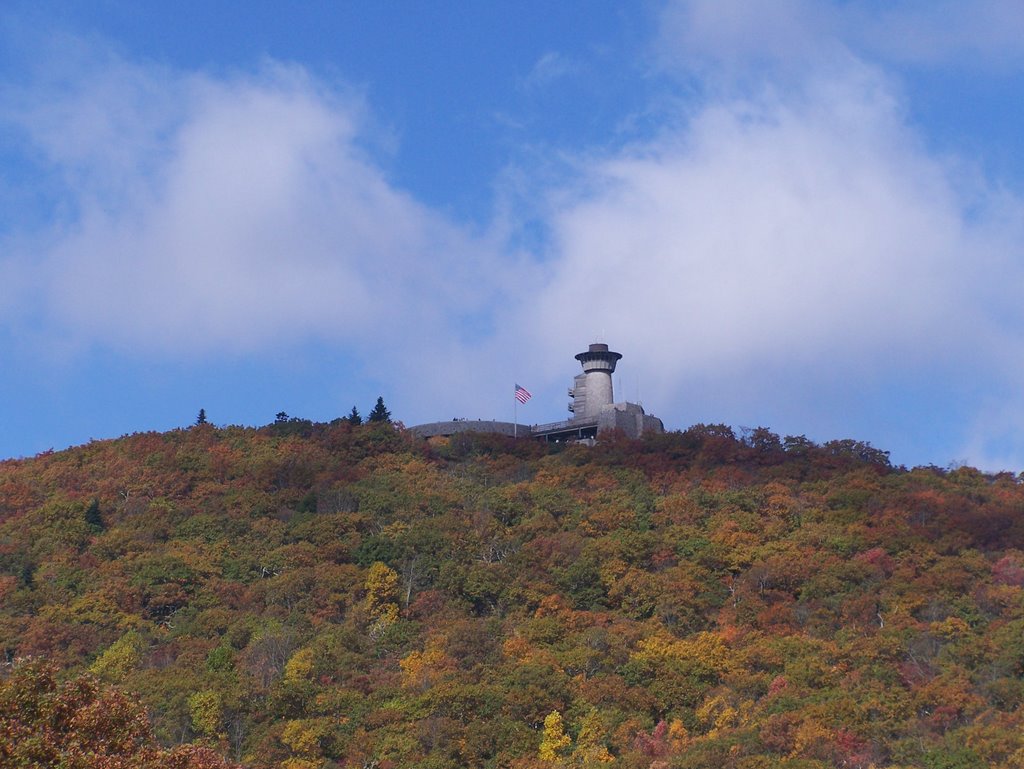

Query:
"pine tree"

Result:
[[84, 498, 104, 532], [368, 396, 391, 423], [196, 408, 207, 425], [347, 406, 363, 426]]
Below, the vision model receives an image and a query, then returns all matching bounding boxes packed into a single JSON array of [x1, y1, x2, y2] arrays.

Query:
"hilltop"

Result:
[[1, 420, 1023, 768]]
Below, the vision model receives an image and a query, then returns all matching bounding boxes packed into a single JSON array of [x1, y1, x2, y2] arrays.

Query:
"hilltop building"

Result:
[[410, 343, 663, 442]]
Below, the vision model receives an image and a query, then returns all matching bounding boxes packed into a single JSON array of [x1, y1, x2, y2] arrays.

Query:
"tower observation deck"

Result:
[[569, 343, 622, 420]]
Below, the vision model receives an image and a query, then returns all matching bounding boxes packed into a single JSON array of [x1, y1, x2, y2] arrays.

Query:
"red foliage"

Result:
[[992, 554, 1024, 587], [0, 660, 240, 768], [833, 728, 873, 768], [633, 720, 669, 758], [854, 546, 895, 576], [767, 675, 789, 695]]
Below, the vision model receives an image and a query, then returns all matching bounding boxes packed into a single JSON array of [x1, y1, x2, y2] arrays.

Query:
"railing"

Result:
[[532, 418, 598, 434]]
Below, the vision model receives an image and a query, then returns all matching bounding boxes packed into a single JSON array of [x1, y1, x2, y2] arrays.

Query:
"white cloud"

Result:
[[657, 0, 840, 77], [523, 52, 580, 89], [2, 51, 504, 357], [657, 0, 1024, 76], [847, 0, 1024, 67]]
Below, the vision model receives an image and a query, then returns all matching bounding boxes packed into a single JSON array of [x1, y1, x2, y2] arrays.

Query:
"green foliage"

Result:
[[555, 549, 607, 610], [206, 642, 235, 673], [84, 498, 104, 531], [368, 396, 391, 423]]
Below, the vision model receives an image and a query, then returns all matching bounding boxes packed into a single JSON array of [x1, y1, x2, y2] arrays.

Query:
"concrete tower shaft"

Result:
[[570, 343, 622, 420]]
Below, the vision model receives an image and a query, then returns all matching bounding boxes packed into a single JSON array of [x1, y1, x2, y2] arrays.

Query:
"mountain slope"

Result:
[[1, 421, 1023, 768]]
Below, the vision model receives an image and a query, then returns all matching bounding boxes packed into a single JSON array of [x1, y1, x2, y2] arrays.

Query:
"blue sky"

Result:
[[2, 1, 1024, 470]]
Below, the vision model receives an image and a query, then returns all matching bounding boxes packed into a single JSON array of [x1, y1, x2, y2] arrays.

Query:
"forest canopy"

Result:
[[1, 420, 1023, 768]]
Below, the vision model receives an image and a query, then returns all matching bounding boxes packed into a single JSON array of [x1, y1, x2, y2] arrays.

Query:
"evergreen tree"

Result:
[[368, 396, 391, 423], [84, 498, 104, 532], [347, 406, 363, 426], [196, 408, 207, 425]]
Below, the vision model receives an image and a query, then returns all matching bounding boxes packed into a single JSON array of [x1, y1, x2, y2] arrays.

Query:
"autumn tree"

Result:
[[539, 711, 572, 762], [0, 660, 240, 768], [364, 561, 400, 639], [571, 709, 614, 766], [90, 630, 144, 681]]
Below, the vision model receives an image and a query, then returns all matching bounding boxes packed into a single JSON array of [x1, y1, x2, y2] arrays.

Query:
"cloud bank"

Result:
[[1, 49, 504, 359], [3, 5, 1024, 468], [524, 73, 1020, 370]]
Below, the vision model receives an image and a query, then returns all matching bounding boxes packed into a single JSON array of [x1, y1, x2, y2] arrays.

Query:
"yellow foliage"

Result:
[[281, 718, 328, 759], [364, 561, 400, 645], [733, 757, 776, 769], [789, 718, 832, 758], [400, 649, 427, 687], [633, 631, 733, 674], [60, 591, 138, 631], [89, 630, 144, 681], [364, 561, 400, 627], [597, 557, 628, 587], [400, 643, 453, 690], [932, 615, 971, 639], [574, 708, 603, 746], [695, 695, 754, 739], [381, 521, 410, 538], [573, 744, 614, 767], [695, 695, 733, 736], [284, 647, 315, 683], [632, 633, 674, 661], [668, 718, 690, 749], [572, 709, 614, 766], [539, 710, 572, 762], [187, 689, 223, 737]]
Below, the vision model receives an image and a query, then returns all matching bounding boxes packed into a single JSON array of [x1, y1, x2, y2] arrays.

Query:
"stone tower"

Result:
[[569, 343, 622, 420]]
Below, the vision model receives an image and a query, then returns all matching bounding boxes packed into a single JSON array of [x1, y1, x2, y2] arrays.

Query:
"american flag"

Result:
[[514, 384, 532, 404]]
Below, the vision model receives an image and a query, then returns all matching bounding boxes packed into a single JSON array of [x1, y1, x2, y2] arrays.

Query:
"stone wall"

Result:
[[408, 420, 532, 439], [596, 402, 664, 439]]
